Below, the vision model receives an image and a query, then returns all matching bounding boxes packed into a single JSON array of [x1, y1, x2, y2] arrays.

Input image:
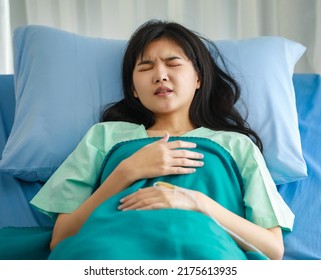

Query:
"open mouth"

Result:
[[154, 86, 173, 96]]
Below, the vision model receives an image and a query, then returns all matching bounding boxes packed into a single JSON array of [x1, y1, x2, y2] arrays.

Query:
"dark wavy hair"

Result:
[[100, 19, 263, 151]]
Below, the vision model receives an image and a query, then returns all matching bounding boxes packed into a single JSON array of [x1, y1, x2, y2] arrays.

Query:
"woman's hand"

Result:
[[118, 183, 200, 211], [118, 184, 285, 259], [119, 132, 204, 183]]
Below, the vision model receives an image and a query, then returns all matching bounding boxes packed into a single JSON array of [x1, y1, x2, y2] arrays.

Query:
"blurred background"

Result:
[[1, 0, 320, 74]]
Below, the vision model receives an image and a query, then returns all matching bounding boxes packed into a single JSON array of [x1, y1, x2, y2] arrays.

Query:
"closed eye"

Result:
[[138, 64, 181, 71], [137, 60, 153, 72], [167, 63, 182, 67], [136, 56, 183, 71], [166, 56, 182, 66], [138, 67, 152, 72]]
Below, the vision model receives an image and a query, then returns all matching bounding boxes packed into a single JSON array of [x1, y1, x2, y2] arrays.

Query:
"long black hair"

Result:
[[100, 19, 263, 151]]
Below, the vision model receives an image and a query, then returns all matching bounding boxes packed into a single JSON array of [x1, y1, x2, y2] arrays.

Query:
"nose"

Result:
[[153, 64, 168, 84]]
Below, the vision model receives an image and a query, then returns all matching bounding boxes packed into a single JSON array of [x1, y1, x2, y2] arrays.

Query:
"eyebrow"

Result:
[[137, 56, 182, 66]]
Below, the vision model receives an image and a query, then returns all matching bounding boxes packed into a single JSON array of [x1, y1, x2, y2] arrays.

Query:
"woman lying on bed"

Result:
[[30, 19, 294, 260]]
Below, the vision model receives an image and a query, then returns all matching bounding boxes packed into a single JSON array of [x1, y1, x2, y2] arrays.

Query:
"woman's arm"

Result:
[[197, 191, 284, 260], [118, 185, 284, 260], [50, 133, 204, 250], [50, 162, 132, 250]]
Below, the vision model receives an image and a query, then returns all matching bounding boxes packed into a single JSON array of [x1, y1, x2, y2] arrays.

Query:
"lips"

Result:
[[154, 86, 173, 96]]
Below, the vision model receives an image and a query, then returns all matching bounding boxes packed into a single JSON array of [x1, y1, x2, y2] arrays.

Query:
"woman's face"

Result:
[[132, 38, 200, 118]]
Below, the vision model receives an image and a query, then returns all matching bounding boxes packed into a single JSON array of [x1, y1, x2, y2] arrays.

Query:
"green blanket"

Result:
[[48, 137, 268, 260], [0, 226, 52, 260]]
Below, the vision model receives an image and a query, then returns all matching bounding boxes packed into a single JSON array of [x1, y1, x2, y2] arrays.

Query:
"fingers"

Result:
[[118, 184, 199, 212], [166, 146, 204, 172], [166, 139, 197, 149], [118, 187, 164, 211], [158, 134, 204, 166], [159, 131, 170, 143], [157, 131, 197, 149], [170, 149, 203, 158], [130, 133, 204, 178]]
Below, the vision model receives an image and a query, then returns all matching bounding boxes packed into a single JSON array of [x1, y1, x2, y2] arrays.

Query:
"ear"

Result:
[[132, 84, 139, 98], [196, 75, 201, 89], [133, 90, 139, 99]]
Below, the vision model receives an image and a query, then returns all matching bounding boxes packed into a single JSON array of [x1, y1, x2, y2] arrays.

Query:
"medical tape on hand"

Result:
[[153, 181, 262, 254], [153, 181, 193, 209]]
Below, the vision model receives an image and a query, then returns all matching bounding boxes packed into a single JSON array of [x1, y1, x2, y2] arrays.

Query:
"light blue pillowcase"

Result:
[[0, 25, 307, 184], [213, 38, 307, 184]]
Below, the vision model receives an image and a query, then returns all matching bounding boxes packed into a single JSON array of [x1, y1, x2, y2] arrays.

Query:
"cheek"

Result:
[[184, 73, 201, 90], [132, 73, 152, 100], [133, 72, 145, 89]]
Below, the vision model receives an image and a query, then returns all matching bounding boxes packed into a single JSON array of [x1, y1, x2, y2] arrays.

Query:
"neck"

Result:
[[148, 116, 196, 136]]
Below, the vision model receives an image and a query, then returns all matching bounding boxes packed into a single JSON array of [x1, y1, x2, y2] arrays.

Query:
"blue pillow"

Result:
[[213, 37, 307, 184], [0, 25, 307, 184]]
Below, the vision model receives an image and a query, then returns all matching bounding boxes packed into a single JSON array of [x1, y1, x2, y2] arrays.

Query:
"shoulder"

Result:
[[196, 127, 259, 155], [86, 121, 144, 140], [195, 127, 266, 174], [83, 121, 147, 151], [89, 121, 142, 132]]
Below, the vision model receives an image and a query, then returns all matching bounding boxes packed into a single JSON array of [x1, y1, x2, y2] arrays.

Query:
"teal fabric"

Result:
[[0, 227, 52, 260], [49, 137, 268, 260], [99, 137, 244, 214], [0, 75, 15, 145], [30, 122, 295, 230]]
